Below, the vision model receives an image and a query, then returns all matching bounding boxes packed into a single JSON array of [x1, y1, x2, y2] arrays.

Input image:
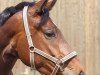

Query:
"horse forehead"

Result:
[[12, 11, 56, 31], [31, 15, 56, 29], [43, 18, 56, 28]]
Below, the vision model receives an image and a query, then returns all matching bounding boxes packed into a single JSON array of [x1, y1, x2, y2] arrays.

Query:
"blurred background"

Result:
[[0, 0, 100, 75]]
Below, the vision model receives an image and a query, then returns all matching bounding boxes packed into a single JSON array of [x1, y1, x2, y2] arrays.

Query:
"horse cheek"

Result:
[[17, 35, 30, 66]]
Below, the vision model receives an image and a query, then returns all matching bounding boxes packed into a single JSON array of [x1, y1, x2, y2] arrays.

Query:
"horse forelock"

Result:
[[37, 8, 49, 27], [0, 1, 35, 26]]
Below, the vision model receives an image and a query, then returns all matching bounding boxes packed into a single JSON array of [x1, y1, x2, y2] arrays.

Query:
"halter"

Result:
[[22, 6, 77, 75]]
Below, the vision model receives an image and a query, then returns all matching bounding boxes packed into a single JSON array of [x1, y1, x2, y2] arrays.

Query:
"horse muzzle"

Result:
[[62, 68, 85, 75]]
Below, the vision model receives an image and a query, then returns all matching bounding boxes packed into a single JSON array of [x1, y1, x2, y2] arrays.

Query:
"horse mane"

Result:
[[0, 1, 34, 26]]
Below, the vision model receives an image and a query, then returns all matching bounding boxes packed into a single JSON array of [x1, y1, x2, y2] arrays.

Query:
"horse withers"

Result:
[[0, 0, 85, 75]]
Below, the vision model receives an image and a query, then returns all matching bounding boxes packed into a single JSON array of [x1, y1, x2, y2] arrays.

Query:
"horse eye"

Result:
[[45, 31, 55, 39]]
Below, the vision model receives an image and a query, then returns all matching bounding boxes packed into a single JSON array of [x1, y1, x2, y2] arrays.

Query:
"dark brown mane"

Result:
[[0, 1, 34, 26]]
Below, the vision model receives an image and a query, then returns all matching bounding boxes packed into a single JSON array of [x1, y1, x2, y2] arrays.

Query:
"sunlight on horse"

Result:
[[0, 0, 85, 75]]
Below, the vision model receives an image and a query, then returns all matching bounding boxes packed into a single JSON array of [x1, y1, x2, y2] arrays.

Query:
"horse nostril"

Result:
[[79, 71, 84, 75]]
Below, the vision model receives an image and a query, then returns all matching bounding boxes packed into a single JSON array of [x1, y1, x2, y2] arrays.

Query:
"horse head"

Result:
[[0, 0, 85, 75]]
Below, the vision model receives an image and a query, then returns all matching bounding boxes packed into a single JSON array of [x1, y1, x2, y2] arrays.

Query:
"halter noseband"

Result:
[[22, 6, 77, 75]]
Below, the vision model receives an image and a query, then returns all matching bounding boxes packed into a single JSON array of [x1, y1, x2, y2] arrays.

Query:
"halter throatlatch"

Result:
[[23, 6, 77, 75]]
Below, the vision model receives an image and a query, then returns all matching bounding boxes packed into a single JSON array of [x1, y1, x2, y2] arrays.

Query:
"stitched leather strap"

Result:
[[23, 6, 36, 70]]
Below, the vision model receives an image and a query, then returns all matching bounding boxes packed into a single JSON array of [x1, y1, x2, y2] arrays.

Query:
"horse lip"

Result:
[[79, 71, 85, 75], [62, 68, 74, 75]]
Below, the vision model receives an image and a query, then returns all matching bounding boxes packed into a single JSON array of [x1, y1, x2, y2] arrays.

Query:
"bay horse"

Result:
[[0, 0, 85, 75]]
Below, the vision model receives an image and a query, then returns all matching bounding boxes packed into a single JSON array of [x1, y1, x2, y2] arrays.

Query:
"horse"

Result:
[[0, 0, 85, 75]]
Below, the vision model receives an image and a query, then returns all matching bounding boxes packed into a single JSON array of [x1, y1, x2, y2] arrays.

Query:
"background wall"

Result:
[[0, 0, 100, 75]]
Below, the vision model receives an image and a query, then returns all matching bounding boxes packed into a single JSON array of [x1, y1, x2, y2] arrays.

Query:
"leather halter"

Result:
[[22, 6, 77, 75]]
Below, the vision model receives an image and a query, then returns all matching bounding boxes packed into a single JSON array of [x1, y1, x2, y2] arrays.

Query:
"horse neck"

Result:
[[0, 16, 19, 75], [0, 28, 11, 48], [0, 28, 18, 75], [0, 30, 17, 75], [0, 54, 17, 75], [0, 13, 20, 51]]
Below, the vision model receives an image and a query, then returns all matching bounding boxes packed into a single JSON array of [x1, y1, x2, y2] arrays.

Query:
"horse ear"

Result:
[[29, 0, 57, 15], [45, 0, 57, 10], [35, 0, 57, 11], [29, 0, 48, 15]]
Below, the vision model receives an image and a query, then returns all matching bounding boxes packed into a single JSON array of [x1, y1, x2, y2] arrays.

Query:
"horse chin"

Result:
[[62, 68, 74, 75]]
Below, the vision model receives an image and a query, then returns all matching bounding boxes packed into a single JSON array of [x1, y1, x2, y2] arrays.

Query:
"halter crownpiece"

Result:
[[22, 6, 77, 75]]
